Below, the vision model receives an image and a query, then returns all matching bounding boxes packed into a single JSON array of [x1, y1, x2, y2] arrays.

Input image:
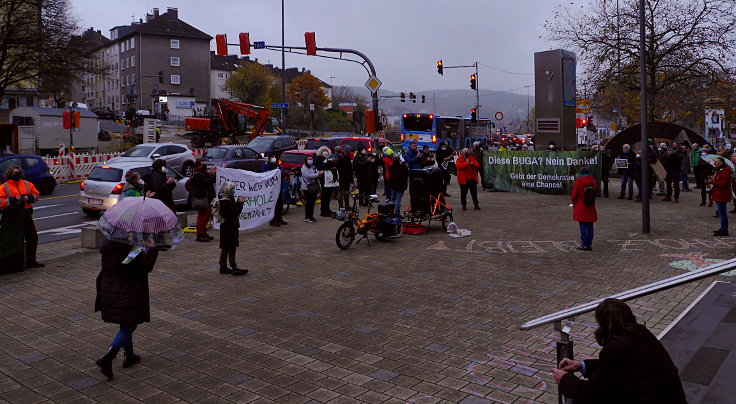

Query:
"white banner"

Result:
[[214, 167, 281, 230]]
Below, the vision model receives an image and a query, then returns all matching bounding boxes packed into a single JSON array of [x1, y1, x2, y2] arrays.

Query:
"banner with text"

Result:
[[214, 167, 281, 230], [483, 150, 601, 195]]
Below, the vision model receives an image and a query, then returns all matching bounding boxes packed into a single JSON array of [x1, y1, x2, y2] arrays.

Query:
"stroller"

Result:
[[404, 166, 454, 231]]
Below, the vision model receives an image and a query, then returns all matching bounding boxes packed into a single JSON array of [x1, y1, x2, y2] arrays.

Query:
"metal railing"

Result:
[[519, 257, 736, 404]]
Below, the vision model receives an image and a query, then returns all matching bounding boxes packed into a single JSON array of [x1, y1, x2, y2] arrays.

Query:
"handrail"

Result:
[[519, 257, 736, 330]]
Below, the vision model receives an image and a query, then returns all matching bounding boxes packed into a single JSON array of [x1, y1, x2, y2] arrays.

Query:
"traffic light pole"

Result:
[[441, 61, 480, 117]]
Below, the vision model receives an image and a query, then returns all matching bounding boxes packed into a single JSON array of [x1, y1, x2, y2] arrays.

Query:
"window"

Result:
[[122, 76, 126, 86], [170, 39, 180, 49], [22, 157, 40, 169], [131, 37, 135, 49], [170, 74, 180, 84], [170, 57, 180, 67], [131, 56, 135, 67], [131, 74, 135, 84], [217, 72, 226, 79]]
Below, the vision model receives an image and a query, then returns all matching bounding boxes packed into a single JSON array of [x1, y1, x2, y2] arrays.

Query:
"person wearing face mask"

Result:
[[262, 154, 288, 227], [455, 148, 480, 210], [419, 145, 435, 168], [123, 171, 144, 197], [381, 147, 394, 201], [435, 141, 455, 197], [403, 142, 422, 170], [190, 159, 217, 240], [353, 145, 371, 205], [143, 159, 176, 213], [0, 164, 43, 272], [217, 182, 247, 275], [301, 154, 323, 222], [314, 146, 338, 217]]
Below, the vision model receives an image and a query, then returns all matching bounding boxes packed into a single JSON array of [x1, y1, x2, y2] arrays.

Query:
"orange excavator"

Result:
[[185, 99, 272, 148]]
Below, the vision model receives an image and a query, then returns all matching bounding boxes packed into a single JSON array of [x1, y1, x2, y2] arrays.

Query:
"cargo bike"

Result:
[[333, 193, 403, 250], [403, 166, 454, 232]]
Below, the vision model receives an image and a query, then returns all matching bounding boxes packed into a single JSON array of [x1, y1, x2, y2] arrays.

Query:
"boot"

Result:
[[617, 193, 625, 199], [231, 268, 248, 276], [123, 346, 141, 368], [95, 346, 120, 380], [219, 266, 232, 274]]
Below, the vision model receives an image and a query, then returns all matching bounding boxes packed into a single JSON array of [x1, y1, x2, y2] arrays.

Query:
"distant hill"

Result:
[[342, 86, 533, 122]]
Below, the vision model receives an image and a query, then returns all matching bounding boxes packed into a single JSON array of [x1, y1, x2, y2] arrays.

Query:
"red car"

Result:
[[279, 149, 317, 179]]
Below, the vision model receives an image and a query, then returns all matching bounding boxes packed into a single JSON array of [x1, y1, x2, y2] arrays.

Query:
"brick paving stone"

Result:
[[67, 377, 99, 390], [424, 343, 452, 353], [368, 368, 400, 382]]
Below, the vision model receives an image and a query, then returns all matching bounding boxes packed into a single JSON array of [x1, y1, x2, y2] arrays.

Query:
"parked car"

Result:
[[202, 145, 267, 172], [107, 143, 196, 176], [305, 135, 349, 151], [0, 154, 57, 195], [78, 162, 190, 216], [244, 135, 298, 157], [279, 149, 318, 171], [339, 136, 395, 155]]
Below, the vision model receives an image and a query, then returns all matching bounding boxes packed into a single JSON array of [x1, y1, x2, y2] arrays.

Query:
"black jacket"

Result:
[[388, 162, 409, 192], [336, 155, 353, 186], [616, 150, 636, 171], [144, 170, 176, 211], [559, 329, 686, 404], [662, 148, 684, 172], [95, 240, 158, 325], [435, 147, 454, 167], [190, 170, 215, 201], [419, 152, 435, 168], [353, 154, 370, 181], [218, 196, 244, 249]]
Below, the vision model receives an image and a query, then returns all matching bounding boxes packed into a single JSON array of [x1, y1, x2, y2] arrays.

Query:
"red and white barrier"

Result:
[[44, 152, 121, 182]]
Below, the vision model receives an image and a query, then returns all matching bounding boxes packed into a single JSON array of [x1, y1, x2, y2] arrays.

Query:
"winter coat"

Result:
[[300, 164, 320, 191], [708, 165, 733, 202], [691, 149, 701, 168], [419, 152, 435, 168], [315, 155, 337, 186], [616, 150, 636, 172], [680, 151, 691, 174], [435, 146, 454, 167], [218, 196, 244, 249], [353, 154, 371, 183], [143, 170, 175, 211], [95, 240, 158, 325], [388, 162, 409, 192], [190, 170, 215, 201], [601, 150, 612, 180], [122, 182, 143, 197], [455, 154, 480, 185], [403, 149, 421, 170], [381, 156, 393, 180], [662, 148, 684, 172], [470, 147, 484, 168], [571, 175, 598, 223], [336, 155, 353, 186]]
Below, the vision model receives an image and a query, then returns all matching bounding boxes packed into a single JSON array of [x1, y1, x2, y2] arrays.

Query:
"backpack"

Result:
[[583, 186, 596, 206], [211, 197, 225, 223]]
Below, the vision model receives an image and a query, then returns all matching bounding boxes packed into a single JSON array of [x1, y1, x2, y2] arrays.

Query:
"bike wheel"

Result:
[[336, 222, 355, 250], [441, 212, 454, 231]]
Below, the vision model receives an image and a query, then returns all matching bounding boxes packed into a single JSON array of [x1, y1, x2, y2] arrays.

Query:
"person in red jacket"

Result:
[[571, 167, 598, 251], [0, 164, 43, 271], [455, 148, 480, 210], [708, 157, 732, 236]]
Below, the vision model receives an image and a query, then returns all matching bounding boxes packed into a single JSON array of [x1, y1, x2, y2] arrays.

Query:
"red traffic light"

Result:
[[215, 34, 228, 56], [63, 110, 70, 129], [305, 32, 316, 55], [437, 60, 443, 75], [238, 33, 250, 55], [576, 117, 582, 128]]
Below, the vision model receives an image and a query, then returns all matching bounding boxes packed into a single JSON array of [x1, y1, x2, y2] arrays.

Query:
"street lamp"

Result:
[[330, 76, 335, 107]]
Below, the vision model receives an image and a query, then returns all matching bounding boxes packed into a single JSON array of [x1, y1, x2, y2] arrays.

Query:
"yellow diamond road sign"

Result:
[[365, 75, 382, 93]]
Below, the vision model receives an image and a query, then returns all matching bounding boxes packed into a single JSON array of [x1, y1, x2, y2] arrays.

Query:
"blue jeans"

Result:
[[680, 174, 690, 190], [391, 190, 404, 214], [716, 201, 729, 234], [111, 324, 137, 349], [620, 169, 633, 196], [579, 222, 594, 247]]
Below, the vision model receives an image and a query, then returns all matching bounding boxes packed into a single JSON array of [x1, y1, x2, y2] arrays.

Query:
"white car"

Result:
[[108, 143, 196, 176], [79, 161, 190, 216]]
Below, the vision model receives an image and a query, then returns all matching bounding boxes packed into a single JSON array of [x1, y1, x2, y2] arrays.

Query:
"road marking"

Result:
[[35, 212, 80, 220], [40, 194, 78, 200], [38, 221, 97, 235], [33, 204, 62, 210]]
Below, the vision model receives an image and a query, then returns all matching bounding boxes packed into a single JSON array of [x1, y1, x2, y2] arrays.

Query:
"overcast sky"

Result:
[[71, 0, 563, 95]]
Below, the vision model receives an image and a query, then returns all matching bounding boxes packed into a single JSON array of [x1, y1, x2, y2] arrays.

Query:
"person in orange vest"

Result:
[[0, 164, 44, 272]]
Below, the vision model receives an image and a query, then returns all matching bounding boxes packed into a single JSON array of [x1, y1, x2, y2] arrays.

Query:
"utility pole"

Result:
[[639, 0, 650, 234], [525, 85, 531, 133], [280, 0, 286, 131]]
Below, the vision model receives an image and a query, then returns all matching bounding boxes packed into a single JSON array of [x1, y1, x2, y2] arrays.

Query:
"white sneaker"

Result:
[[304, 218, 311, 222]]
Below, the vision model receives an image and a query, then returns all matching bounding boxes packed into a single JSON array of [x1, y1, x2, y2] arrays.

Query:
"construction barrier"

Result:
[[44, 152, 121, 183]]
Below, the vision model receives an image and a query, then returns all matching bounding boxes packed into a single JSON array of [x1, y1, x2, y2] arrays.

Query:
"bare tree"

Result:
[[0, 0, 99, 102], [546, 0, 736, 124], [330, 85, 365, 107]]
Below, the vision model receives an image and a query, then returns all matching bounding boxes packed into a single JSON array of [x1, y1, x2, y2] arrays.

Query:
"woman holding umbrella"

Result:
[[94, 196, 183, 380]]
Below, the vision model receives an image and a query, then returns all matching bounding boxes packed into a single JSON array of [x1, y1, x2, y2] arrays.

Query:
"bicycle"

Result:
[[334, 193, 402, 250], [283, 167, 305, 213]]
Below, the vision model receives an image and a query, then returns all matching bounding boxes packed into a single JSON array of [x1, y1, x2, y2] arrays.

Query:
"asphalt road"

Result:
[[34, 183, 97, 244]]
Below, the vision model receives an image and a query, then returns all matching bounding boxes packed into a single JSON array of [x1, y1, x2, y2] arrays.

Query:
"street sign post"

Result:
[[271, 103, 289, 109], [365, 75, 382, 93]]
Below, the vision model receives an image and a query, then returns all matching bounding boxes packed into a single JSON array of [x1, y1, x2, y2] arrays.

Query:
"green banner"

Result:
[[483, 150, 602, 195]]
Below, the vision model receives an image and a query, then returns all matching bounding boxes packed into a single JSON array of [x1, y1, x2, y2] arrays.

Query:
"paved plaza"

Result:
[[1, 179, 735, 403]]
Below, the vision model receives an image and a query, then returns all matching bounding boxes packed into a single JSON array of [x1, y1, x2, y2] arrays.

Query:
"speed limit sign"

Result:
[[495, 112, 504, 121], [380, 113, 388, 127]]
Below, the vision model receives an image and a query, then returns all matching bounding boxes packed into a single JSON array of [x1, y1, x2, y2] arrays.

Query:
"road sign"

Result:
[[495, 112, 504, 121], [309, 104, 315, 111], [254, 41, 266, 49], [271, 103, 289, 109], [365, 75, 382, 93]]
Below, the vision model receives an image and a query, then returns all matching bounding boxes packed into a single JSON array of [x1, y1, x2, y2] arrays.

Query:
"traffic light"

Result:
[[305, 32, 317, 55], [410, 92, 416, 103], [158, 71, 163, 84], [576, 117, 582, 128], [470, 74, 477, 90], [581, 117, 587, 127], [62, 110, 70, 129], [400, 92, 405, 102], [364, 109, 376, 134], [421, 95, 426, 103], [238, 32, 250, 55], [73, 111, 80, 128], [470, 108, 477, 121], [437, 60, 443, 75], [215, 34, 228, 56]]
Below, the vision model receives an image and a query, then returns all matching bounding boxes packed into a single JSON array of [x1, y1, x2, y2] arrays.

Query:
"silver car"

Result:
[[107, 143, 196, 176], [79, 161, 190, 216]]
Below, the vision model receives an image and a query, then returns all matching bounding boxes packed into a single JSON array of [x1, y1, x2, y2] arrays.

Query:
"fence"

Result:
[[44, 152, 121, 182]]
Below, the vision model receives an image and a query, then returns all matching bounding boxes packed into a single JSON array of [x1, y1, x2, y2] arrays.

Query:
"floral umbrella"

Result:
[[700, 153, 736, 171], [97, 196, 183, 248]]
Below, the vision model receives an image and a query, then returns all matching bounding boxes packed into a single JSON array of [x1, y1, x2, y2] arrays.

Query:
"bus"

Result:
[[400, 113, 493, 151]]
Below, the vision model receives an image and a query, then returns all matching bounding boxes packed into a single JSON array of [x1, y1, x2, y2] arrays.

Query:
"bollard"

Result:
[[80, 226, 105, 249], [176, 211, 188, 228], [554, 320, 575, 404]]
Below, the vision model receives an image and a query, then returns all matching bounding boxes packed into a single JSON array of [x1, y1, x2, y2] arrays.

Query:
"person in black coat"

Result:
[[262, 155, 288, 227], [387, 155, 409, 213], [435, 141, 455, 197], [190, 159, 216, 242], [353, 145, 371, 205], [94, 238, 159, 380], [314, 146, 337, 217], [143, 159, 176, 213], [217, 181, 246, 276], [335, 147, 353, 210], [662, 142, 684, 202], [552, 298, 686, 404]]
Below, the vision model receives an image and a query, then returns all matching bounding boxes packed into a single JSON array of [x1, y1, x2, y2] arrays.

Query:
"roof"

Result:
[[118, 11, 211, 41], [10, 107, 98, 118], [210, 54, 244, 72]]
